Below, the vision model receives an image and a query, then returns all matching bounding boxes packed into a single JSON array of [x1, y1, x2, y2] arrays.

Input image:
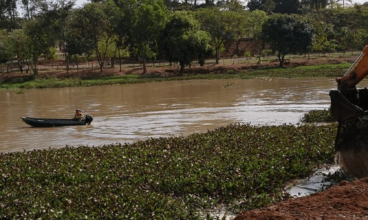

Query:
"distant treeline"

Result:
[[1, 0, 368, 74]]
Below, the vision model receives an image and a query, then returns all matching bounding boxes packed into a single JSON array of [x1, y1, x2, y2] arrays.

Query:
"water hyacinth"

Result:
[[301, 109, 335, 123], [0, 123, 337, 218]]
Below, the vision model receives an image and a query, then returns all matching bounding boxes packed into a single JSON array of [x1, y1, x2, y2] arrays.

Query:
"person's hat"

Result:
[[76, 109, 82, 112]]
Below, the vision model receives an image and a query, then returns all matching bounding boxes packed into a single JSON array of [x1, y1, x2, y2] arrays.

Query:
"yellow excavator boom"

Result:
[[337, 45, 368, 90]]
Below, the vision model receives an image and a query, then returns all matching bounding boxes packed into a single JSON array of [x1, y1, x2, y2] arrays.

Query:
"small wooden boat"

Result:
[[21, 115, 93, 127]]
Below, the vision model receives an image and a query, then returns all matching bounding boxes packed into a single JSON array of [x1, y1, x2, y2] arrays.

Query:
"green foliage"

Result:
[[195, 8, 238, 64], [301, 109, 335, 123], [245, 10, 268, 39], [247, 0, 301, 14], [23, 19, 56, 74], [0, 123, 336, 218], [159, 11, 211, 74], [0, 30, 13, 64], [68, 1, 119, 72], [44, 47, 58, 61], [121, 0, 168, 73], [70, 55, 87, 64], [262, 49, 272, 57], [322, 40, 338, 53], [7, 29, 29, 63], [261, 14, 314, 67]]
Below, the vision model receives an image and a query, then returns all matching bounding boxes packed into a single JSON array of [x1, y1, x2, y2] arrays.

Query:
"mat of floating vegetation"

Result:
[[300, 109, 335, 123], [0, 123, 337, 219]]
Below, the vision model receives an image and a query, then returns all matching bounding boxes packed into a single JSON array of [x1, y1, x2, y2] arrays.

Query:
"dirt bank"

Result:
[[234, 177, 368, 220], [0, 56, 356, 83]]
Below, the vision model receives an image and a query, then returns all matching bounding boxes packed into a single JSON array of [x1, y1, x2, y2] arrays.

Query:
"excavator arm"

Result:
[[337, 45, 368, 90], [330, 45, 368, 178]]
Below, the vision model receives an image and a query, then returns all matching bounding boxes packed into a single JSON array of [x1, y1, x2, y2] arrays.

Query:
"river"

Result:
[[0, 78, 350, 153]]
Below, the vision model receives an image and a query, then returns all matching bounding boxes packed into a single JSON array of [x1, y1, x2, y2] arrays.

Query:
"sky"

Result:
[[74, 0, 368, 8], [75, 0, 89, 8]]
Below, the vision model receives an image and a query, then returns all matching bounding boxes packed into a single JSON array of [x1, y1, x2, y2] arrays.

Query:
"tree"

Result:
[[337, 26, 351, 53], [8, 29, 30, 73], [217, 0, 244, 11], [308, 0, 328, 10], [247, 0, 266, 12], [225, 10, 248, 57], [65, 8, 95, 68], [195, 8, 237, 64], [159, 11, 211, 74], [0, 0, 18, 29], [24, 18, 56, 75], [0, 30, 14, 73], [351, 29, 368, 51], [262, 0, 275, 14], [247, 0, 301, 14], [21, 0, 47, 20], [68, 1, 119, 73], [309, 20, 337, 55], [118, 0, 168, 74], [277, 0, 301, 14], [40, 0, 75, 72], [261, 14, 314, 67], [245, 10, 268, 63]]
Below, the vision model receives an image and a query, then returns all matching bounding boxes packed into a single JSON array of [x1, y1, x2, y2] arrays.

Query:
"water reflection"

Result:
[[1, 78, 363, 153]]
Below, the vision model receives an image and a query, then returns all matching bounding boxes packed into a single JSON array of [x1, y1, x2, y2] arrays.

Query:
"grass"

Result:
[[0, 123, 337, 219]]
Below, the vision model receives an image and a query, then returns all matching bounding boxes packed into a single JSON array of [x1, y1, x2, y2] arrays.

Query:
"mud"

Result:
[[234, 177, 368, 220]]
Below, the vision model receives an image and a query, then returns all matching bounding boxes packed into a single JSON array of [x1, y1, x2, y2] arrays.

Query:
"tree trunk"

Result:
[[142, 58, 147, 74], [257, 43, 262, 64], [278, 53, 285, 67], [111, 57, 115, 68], [180, 62, 185, 75], [215, 48, 220, 64], [66, 52, 69, 74], [235, 40, 240, 56], [119, 53, 122, 72], [17, 59, 23, 73], [99, 61, 104, 73]]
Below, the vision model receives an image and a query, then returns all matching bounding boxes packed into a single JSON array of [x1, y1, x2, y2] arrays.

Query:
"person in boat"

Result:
[[73, 109, 84, 120]]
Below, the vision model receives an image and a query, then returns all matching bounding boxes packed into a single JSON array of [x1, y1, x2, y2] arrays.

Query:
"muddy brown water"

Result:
[[2, 78, 364, 153]]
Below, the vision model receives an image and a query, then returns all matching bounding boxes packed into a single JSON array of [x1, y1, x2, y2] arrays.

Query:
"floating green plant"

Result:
[[301, 109, 335, 123], [0, 123, 337, 218]]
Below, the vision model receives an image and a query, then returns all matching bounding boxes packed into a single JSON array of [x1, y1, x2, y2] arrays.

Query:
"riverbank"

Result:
[[235, 177, 368, 219], [0, 56, 354, 89]]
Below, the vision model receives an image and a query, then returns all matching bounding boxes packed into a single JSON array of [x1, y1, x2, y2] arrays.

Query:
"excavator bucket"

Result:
[[330, 90, 368, 178], [329, 90, 364, 124]]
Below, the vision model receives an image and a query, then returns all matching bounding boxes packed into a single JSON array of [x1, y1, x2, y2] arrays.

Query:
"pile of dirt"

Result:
[[234, 177, 368, 220]]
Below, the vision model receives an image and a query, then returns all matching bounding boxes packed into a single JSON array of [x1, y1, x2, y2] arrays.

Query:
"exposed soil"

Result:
[[234, 177, 368, 220]]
